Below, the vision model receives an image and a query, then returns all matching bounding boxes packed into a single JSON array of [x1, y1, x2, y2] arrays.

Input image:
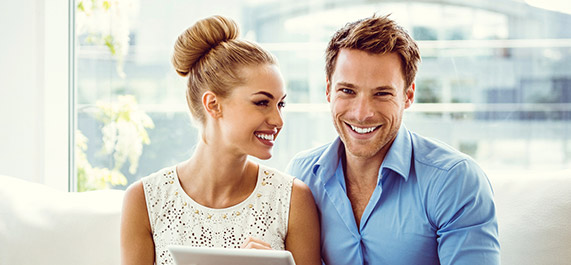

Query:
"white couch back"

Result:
[[0, 176, 124, 265], [1, 171, 570, 265], [491, 170, 571, 265]]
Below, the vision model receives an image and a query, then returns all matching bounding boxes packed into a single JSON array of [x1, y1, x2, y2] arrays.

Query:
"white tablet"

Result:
[[168, 245, 296, 265]]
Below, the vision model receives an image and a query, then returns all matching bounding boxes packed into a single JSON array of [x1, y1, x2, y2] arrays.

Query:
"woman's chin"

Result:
[[251, 152, 272, 160]]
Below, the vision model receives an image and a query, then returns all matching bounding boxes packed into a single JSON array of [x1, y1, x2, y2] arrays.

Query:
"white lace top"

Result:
[[142, 164, 295, 265]]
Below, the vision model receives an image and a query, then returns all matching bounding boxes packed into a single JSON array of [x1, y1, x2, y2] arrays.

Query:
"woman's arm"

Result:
[[120, 181, 155, 265], [286, 179, 321, 265]]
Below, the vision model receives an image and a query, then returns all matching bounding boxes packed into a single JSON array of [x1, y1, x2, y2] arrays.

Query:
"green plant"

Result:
[[76, 0, 139, 78], [75, 0, 146, 191], [77, 95, 154, 191]]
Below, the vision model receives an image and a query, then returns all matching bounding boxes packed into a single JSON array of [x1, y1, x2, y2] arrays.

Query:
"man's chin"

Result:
[[339, 138, 379, 158], [346, 147, 380, 159]]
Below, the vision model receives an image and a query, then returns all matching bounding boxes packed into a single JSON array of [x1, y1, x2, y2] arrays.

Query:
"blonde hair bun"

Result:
[[172, 15, 275, 125], [172, 15, 239, 77]]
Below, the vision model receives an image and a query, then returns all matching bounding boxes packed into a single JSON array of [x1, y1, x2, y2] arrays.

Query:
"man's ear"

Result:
[[404, 82, 415, 109], [202, 91, 222, 118], [326, 79, 332, 103]]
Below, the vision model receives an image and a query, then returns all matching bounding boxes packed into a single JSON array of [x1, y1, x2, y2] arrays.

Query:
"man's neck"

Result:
[[343, 150, 384, 186], [343, 151, 385, 228]]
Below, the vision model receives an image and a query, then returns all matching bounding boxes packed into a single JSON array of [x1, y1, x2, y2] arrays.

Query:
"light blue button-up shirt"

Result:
[[286, 125, 500, 265]]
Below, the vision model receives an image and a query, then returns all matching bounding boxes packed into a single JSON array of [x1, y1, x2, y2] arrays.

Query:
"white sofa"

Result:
[[1, 170, 570, 265], [0, 176, 124, 265]]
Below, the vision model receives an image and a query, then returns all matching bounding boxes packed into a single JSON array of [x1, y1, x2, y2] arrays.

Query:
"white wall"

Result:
[[0, 0, 42, 183], [0, 0, 69, 191]]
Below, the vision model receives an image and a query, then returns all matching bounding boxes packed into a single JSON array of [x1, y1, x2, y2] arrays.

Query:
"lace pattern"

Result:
[[142, 164, 294, 265]]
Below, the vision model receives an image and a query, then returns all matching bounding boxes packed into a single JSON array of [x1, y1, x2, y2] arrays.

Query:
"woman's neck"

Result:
[[176, 140, 258, 208]]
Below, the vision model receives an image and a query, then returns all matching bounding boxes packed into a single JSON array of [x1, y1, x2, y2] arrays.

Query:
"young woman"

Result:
[[120, 15, 320, 265]]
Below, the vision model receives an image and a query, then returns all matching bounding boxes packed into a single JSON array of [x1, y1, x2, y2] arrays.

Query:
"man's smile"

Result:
[[345, 122, 381, 135]]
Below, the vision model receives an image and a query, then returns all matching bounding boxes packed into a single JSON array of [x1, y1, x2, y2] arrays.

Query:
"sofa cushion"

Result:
[[1, 170, 570, 265], [491, 169, 571, 265], [0, 175, 124, 265]]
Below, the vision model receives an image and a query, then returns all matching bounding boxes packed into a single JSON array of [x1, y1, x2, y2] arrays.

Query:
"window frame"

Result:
[[42, 0, 74, 191]]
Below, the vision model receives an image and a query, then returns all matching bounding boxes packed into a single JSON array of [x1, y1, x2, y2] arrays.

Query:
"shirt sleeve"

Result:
[[285, 158, 296, 176], [428, 159, 501, 265], [285, 155, 306, 182]]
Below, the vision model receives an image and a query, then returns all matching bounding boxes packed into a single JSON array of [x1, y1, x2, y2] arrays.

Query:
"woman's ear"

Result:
[[202, 91, 222, 118]]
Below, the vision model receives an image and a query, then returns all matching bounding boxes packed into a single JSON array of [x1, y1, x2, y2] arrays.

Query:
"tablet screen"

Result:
[[168, 245, 296, 265]]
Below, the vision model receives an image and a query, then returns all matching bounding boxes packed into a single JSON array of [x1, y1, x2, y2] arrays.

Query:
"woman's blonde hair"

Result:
[[172, 15, 276, 125]]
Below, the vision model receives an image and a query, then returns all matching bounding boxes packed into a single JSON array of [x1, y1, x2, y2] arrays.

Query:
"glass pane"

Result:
[[74, 0, 571, 191]]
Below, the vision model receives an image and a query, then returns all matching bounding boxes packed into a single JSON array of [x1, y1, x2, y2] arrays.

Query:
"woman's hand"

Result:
[[240, 236, 272, 250]]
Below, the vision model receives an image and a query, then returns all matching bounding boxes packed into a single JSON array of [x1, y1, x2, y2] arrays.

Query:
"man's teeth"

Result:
[[350, 124, 377, 134], [256, 133, 274, 141]]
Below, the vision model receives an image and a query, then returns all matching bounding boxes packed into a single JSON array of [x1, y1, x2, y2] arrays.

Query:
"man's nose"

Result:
[[352, 95, 375, 121]]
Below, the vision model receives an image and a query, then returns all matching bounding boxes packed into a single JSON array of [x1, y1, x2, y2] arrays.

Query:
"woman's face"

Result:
[[215, 64, 286, 160]]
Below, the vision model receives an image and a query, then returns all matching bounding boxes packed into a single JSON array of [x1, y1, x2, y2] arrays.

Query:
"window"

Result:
[[73, 0, 571, 191]]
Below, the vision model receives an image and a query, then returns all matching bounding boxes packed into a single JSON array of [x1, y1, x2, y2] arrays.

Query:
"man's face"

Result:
[[326, 49, 414, 161]]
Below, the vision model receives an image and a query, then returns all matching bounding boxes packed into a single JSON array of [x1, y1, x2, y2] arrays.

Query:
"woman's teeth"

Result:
[[350, 124, 377, 134], [255, 133, 274, 141]]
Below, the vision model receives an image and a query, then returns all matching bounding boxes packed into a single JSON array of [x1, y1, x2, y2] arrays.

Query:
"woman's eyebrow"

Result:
[[252, 91, 287, 100], [252, 91, 274, 99]]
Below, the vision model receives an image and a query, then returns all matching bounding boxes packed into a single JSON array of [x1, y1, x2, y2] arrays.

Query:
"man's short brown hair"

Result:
[[325, 15, 421, 90]]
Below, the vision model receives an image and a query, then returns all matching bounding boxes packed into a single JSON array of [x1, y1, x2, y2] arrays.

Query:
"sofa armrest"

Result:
[[0, 175, 124, 265], [492, 170, 571, 265]]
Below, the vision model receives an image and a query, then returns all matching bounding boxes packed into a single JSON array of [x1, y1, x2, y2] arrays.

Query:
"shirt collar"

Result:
[[312, 137, 344, 182], [380, 124, 412, 181], [312, 125, 413, 182]]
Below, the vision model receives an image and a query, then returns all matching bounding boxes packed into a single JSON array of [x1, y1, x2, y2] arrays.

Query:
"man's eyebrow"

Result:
[[252, 91, 287, 100], [335, 82, 356, 88], [374, 86, 396, 91], [336, 82, 395, 91]]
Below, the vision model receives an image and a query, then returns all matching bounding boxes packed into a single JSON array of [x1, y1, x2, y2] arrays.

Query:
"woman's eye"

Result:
[[255, 100, 269, 106], [278, 101, 286, 108]]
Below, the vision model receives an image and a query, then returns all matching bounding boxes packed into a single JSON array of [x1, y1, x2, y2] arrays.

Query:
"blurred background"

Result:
[[1, 0, 570, 191]]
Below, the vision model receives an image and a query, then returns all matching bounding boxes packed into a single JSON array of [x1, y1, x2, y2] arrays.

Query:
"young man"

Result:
[[286, 15, 500, 265]]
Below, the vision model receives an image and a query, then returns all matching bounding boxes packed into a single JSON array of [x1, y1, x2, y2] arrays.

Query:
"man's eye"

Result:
[[375, 92, 391, 96], [255, 100, 269, 106], [340, 88, 355, 94]]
